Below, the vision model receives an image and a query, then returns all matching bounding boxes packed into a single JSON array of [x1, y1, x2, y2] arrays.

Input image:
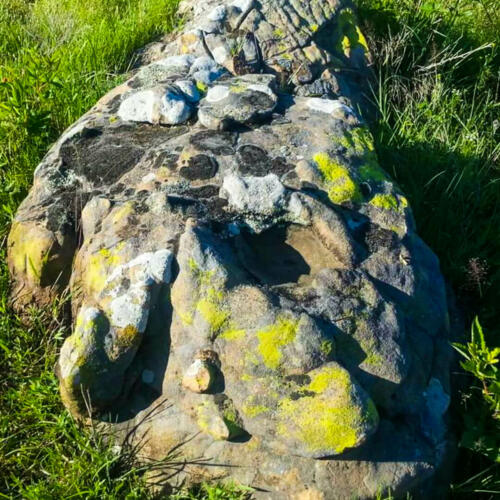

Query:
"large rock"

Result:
[[7, 0, 454, 497]]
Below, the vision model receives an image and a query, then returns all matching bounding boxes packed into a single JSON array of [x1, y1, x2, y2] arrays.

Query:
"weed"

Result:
[[452, 318, 500, 459]]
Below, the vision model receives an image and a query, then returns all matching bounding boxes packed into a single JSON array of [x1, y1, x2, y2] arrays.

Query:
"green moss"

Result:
[[197, 292, 229, 334], [359, 158, 388, 182], [178, 309, 193, 326], [364, 352, 384, 368], [229, 83, 248, 93], [320, 339, 334, 357], [85, 243, 124, 296], [221, 406, 245, 439], [116, 325, 140, 349], [195, 81, 207, 93], [257, 316, 299, 370], [369, 193, 399, 211], [313, 152, 363, 204], [339, 127, 375, 156], [273, 28, 285, 38], [220, 327, 246, 340], [277, 365, 378, 454], [188, 257, 216, 286], [353, 321, 385, 368], [8, 221, 54, 284], [336, 9, 368, 57], [187, 258, 235, 339], [242, 396, 269, 417], [352, 127, 375, 155], [306, 365, 350, 394]]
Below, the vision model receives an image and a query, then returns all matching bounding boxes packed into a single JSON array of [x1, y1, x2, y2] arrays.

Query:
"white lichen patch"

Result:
[[222, 174, 286, 215], [307, 98, 353, 116], [231, 0, 254, 12], [175, 79, 201, 103], [118, 88, 192, 125], [105, 249, 173, 291], [208, 5, 227, 22], [206, 85, 230, 103], [141, 173, 157, 183], [118, 89, 157, 123], [100, 249, 173, 332], [109, 285, 150, 332], [212, 45, 231, 65], [247, 83, 276, 97], [156, 54, 195, 71]]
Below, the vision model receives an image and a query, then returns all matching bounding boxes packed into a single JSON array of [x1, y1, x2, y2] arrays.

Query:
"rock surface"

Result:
[[7, 0, 454, 497]]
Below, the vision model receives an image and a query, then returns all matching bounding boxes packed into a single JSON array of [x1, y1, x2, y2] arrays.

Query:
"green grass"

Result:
[[356, 0, 500, 496], [0, 0, 179, 232], [0, 0, 195, 497], [0, 0, 499, 497]]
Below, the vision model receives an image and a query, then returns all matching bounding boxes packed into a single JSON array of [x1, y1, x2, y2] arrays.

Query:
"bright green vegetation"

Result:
[[277, 364, 378, 454], [313, 152, 363, 204], [356, 0, 499, 496], [256, 316, 298, 370]]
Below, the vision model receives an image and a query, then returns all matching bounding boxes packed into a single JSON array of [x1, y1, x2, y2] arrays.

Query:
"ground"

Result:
[[0, 0, 498, 498]]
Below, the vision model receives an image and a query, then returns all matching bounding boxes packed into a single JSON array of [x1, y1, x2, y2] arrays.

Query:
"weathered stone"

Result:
[[118, 86, 193, 125], [7, 0, 455, 497], [182, 358, 216, 393], [198, 74, 278, 129]]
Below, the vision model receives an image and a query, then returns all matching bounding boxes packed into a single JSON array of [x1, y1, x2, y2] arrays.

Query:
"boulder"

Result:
[[7, 0, 454, 497]]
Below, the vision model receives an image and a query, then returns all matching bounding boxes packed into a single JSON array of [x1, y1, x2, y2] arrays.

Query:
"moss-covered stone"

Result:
[[277, 363, 379, 456], [335, 9, 369, 57], [313, 152, 363, 205], [257, 316, 299, 370]]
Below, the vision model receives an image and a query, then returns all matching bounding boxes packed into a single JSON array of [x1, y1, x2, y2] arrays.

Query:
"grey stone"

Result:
[[198, 74, 278, 129], [7, 0, 455, 497], [118, 86, 193, 125]]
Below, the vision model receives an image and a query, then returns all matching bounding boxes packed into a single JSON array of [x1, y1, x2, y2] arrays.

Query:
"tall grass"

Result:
[[0, 0, 179, 234], [356, 0, 499, 496], [0, 0, 184, 497]]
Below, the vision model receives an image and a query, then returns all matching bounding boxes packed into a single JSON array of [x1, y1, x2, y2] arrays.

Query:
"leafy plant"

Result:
[[453, 317, 500, 421], [451, 318, 500, 470]]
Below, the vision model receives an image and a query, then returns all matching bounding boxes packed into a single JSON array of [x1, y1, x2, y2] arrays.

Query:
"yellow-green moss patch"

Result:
[[320, 339, 334, 357], [257, 316, 299, 369], [369, 193, 399, 211], [195, 81, 207, 93], [85, 243, 124, 296], [336, 9, 369, 56], [8, 222, 55, 284], [277, 364, 378, 454], [116, 325, 140, 349], [197, 295, 229, 332], [220, 327, 246, 340], [242, 395, 269, 417], [313, 152, 363, 204]]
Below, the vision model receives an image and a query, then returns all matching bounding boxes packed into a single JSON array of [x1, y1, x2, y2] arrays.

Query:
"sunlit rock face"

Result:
[[7, 0, 454, 497]]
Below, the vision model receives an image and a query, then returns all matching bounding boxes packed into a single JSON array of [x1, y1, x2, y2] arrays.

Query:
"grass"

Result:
[[356, 0, 500, 497], [0, 0, 498, 498]]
